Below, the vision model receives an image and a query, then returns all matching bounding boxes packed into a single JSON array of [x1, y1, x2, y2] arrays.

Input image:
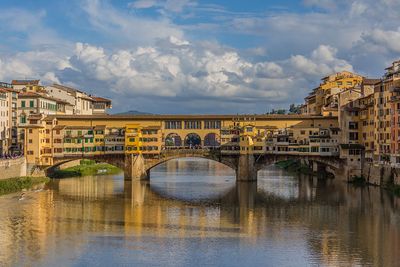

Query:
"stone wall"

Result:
[[0, 158, 27, 180], [363, 162, 398, 186], [58, 159, 82, 170]]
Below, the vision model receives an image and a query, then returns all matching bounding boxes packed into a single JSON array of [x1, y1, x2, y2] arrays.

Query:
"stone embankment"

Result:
[[0, 157, 27, 180]]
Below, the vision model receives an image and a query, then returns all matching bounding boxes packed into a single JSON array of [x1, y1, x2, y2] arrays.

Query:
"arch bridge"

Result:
[[50, 148, 345, 182]]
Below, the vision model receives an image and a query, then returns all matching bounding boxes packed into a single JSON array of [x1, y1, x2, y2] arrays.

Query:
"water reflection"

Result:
[[0, 158, 399, 266]]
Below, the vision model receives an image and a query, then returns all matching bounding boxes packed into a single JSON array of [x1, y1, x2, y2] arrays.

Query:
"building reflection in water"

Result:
[[0, 158, 399, 266]]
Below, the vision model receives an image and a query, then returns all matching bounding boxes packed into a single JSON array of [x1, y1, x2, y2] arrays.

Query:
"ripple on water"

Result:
[[0, 159, 399, 266]]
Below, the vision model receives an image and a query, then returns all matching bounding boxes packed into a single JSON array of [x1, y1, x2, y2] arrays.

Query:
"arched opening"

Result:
[[204, 133, 220, 147], [165, 133, 182, 147], [184, 133, 201, 148], [149, 157, 236, 201]]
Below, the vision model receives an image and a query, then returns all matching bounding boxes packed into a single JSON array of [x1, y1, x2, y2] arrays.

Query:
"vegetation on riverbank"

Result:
[[0, 176, 50, 196], [385, 183, 400, 197], [348, 176, 368, 186], [275, 160, 313, 175], [51, 159, 121, 178]]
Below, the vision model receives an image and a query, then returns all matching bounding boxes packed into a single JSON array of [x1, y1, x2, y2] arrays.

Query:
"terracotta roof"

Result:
[[19, 92, 68, 104], [91, 96, 111, 103], [53, 125, 66, 130], [2, 87, 19, 93], [50, 83, 86, 95], [94, 125, 106, 130], [28, 114, 44, 120], [363, 78, 381, 85], [65, 126, 94, 130], [12, 80, 40, 86], [18, 92, 40, 97]]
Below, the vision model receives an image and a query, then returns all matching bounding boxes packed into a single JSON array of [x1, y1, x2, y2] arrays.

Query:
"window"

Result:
[[349, 132, 359, 140], [349, 149, 361, 155], [21, 101, 25, 108], [20, 116, 26, 124], [349, 122, 358, 130], [204, 120, 221, 129], [29, 100, 34, 108], [184, 121, 201, 129], [165, 121, 182, 129]]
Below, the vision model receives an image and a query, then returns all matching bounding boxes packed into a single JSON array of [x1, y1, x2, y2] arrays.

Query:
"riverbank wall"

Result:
[[0, 158, 27, 180], [362, 162, 400, 186]]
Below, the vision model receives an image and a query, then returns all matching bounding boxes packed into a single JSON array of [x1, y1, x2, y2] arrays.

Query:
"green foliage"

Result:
[[80, 159, 96, 165], [275, 160, 313, 175], [349, 176, 367, 186], [385, 183, 400, 197], [288, 104, 302, 114], [51, 162, 121, 178], [267, 109, 287, 115], [0, 176, 50, 196]]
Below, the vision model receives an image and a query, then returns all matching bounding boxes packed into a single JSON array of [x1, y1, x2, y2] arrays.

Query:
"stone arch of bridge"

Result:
[[47, 154, 126, 176], [144, 155, 237, 174], [253, 155, 342, 176]]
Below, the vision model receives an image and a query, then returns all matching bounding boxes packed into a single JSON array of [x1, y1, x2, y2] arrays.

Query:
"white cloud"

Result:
[[1, 0, 399, 113], [128, 0, 157, 9], [361, 28, 400, 53], [128, 0, 195, 13], [0, 50, 69, 82], [302, 0, 338, 10], [289, 45, 353, 77]]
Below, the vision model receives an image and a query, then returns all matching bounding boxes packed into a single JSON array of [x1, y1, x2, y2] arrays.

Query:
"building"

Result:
[[23, 114, 339, 166], [11, 80, 41, 91], [0, 88, 10, 155], [46, 84, 94, 115], [386, 60, 400, 166], [0, 82, 19, 154], [91, 96, 112, 114], [303, 71, 364, 116]]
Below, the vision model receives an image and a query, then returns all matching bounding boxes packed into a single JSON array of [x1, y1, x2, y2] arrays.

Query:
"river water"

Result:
[[0, 158, 400, 267]]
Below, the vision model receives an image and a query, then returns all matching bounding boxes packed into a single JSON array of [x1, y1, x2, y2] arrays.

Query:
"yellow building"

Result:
[[306, 71, 364, 116]]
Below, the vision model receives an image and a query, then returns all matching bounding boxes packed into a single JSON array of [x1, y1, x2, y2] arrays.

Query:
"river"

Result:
[[0, 158, 399, 266]]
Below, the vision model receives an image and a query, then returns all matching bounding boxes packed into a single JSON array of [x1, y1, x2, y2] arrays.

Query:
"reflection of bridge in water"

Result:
[[1, 166, 400, 267], [48, 174, 400, 266]]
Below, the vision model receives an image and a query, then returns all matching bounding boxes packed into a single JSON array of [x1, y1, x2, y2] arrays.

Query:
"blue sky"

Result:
[[0, 0, 399, 114]]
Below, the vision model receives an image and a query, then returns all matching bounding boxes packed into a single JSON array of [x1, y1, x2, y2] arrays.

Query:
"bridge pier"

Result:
[[124, 154, 149, 181], [236, 154, 257, 182]]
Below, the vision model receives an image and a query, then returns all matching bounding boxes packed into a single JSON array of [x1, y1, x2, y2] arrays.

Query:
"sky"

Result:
[[0, 0, 399, 114]]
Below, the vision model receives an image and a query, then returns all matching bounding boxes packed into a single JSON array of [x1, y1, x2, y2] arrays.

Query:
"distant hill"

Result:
[[115, 110, 153, 115]]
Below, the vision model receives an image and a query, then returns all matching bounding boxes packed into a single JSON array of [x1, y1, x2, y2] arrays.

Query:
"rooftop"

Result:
[[91, 96, 112, 103], [50, 83, 81, 93], [363, 78, 381, 85], [12, 80, 40, 86], [44, 114, 338, 122]]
